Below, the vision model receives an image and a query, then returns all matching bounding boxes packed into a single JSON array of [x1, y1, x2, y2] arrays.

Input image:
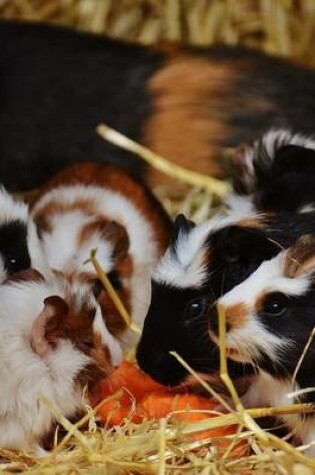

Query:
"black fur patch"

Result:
[[0, 20, 165, 190], [215, 47, 315, 149], [252, 144, 315, 212], [252, 287, 315, 405], [136, 281, 252, 386], [0, 221, 31, 274]]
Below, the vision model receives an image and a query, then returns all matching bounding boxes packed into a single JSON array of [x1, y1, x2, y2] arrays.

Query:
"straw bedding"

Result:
[[1, 1, 315, 473]]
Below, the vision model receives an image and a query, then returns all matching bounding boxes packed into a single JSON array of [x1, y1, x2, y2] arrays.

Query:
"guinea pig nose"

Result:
[[207, 304, 219, 334]]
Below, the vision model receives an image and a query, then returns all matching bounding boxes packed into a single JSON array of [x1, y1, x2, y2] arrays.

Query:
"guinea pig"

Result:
[[136, 211, 315, 387], [229, 129, 315, 214], [2, 20, 315, 191], [30, 162, 172, 349], [0, 186, 48, 281], [0, 267, 122, 454], [209, 235, 315, 454]]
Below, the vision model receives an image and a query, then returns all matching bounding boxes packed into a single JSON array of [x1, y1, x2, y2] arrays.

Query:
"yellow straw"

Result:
[[96, 124, 230, 198], [89, 249, 141, 334]]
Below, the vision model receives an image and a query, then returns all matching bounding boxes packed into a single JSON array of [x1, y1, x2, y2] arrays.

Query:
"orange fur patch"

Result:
[[31, 162, 171, 256], [226, 303, 248, 328], [143, 57, 234, 186], [237, 217, 265, 229], [33, 198, 96, 236], [4, 268, 45, 284]]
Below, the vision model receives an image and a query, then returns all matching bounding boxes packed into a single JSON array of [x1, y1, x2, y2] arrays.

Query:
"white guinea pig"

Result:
[[209, 234, 315, 454], [0, 268, 122, 454], [30, 162, 172, 349]]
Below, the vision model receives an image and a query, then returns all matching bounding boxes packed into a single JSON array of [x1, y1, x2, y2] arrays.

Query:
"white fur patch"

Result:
[[0, 275, 122, 451], [224, 192, 256, 217], [257, 129, 315, 157], [241, 371, 315, 454], [219, 252, 310, 309], [0, 279, 88, 450], [0, 187, 28, 223]]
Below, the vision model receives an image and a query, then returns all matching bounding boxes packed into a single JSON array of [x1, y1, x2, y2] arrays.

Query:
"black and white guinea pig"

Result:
[[0, 186, 48, 281], [229, 128, 315, 214], [136, 211, 315, 387], [209, 235, 315, 454], [0, 267, 122, 454], [30, 162, 172, 349]]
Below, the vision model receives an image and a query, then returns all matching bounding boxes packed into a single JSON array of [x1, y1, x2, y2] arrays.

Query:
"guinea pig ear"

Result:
[[284, 234, 315, 278], [214, 225, 277, 266], [30, 296, 69, 357], [104, 220, 130, 262]]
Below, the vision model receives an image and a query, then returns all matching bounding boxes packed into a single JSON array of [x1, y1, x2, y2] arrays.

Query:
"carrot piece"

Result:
[[95, 361, 248, 457], [97, 360, 165, 402]]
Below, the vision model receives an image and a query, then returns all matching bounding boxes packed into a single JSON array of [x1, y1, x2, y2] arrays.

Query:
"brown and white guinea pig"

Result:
[[2, 20, 315, 191], [29, 162, 172, 349], [0, 186, 48, 281], [136, 211, 315, 387], [0, 268, 122, 454], [228, 128, 315, 214], [208, 235, 315, 454]]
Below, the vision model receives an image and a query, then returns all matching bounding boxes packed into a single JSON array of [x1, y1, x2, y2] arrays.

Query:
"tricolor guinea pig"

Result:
[[209, 235, 315, 454], [30, 162, 172, 349], [230, 129, 315, 214], [2, 20, 315, 191], [0, 186, 48, 281], [136, 211, 315, 387], [0, 268, 122, 454]]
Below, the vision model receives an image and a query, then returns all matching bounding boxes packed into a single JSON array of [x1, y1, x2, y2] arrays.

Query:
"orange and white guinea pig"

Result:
[[29, 162, 172, 349], [0, 268, 122, 454]]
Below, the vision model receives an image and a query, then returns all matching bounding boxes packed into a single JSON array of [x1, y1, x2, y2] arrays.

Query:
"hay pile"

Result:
[[1, 1, 315, 474], [1, 0, 315, 65]]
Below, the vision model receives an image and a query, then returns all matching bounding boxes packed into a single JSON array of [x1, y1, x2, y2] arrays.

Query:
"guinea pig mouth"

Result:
[[208, 329, 251, 364]]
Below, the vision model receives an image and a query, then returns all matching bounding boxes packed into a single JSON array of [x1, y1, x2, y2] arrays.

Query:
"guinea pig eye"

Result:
[[185, 298, 207, 321], [262, 293, 287, 317], [5, 256, 20, 273]]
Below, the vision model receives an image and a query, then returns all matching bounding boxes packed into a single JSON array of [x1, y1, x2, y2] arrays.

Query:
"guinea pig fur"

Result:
[[3, 21, 315, 191], [136, 211, 315, 387], [209, 235, 315, 454], [0, 268, 122, 454], [30, 163, 172, 349], [229, 128, 315, 214], [0, 186, 49, 281]]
